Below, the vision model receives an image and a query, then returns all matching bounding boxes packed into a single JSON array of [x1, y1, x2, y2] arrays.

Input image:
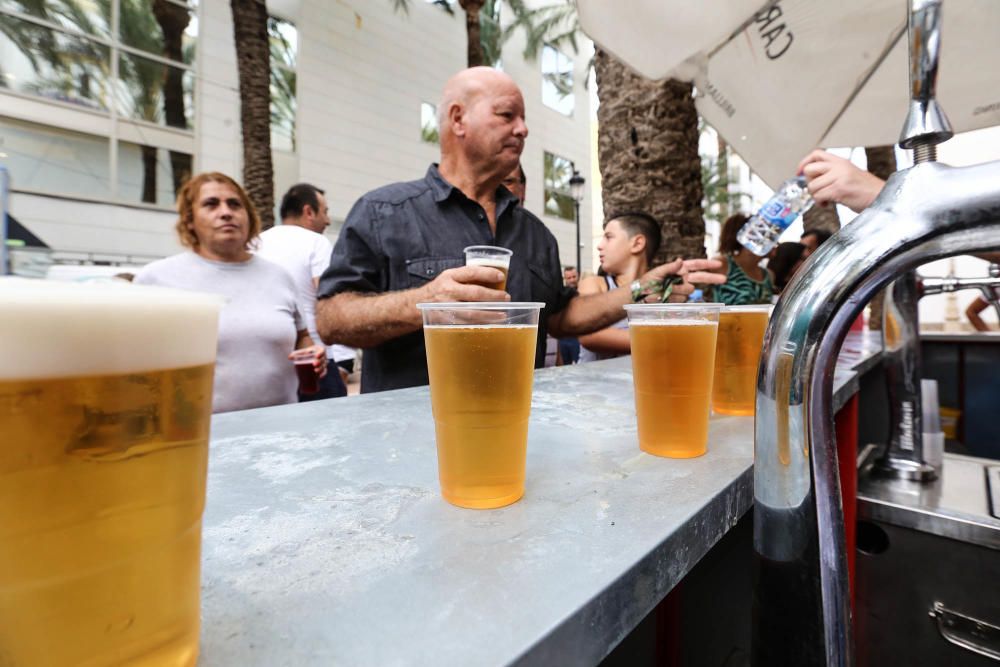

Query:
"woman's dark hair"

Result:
[[770, 241, 807, 291], [605, 211, 662, 265], [718, 213, 749, 255], [800, 228, 833, 247]]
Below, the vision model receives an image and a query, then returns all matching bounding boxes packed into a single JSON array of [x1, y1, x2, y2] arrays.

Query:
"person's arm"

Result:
[[797, 149, 885, 213], [966, 296, 991, 332], [547, 258, 725, 338], [292, 330, 328, 377], [577, 276, 631, 355], [317, 265, 508, 348], [315, 199, 498, 348]]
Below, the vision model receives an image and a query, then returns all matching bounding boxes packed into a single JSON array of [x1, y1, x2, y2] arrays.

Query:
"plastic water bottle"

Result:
[[736, 176, 814, 256]]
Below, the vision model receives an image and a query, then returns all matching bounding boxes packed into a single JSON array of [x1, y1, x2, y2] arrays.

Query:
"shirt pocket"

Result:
[[406, 256, 463, 288]]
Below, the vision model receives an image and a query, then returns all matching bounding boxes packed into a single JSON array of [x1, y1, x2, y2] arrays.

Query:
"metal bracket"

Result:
[[929, 601, 1000, 661]]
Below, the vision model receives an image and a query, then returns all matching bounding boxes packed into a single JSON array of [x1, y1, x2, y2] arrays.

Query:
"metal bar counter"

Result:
[[199, 332, 881, 666], [919, 331, 1000, 343]]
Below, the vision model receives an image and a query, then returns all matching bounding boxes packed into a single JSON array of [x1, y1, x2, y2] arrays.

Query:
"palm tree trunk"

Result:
[[864, 145, 898, 331], [594, 48, 705, 262], [802, 198, 841, 234], [153, 0, 192, 193], [716, 135, 729, 220], [865, 145, 897, 181], [230, 0, 275, 228], [458, 0, 485, 67]]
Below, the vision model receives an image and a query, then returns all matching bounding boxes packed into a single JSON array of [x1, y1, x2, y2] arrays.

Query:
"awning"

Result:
[[5, 215, 49, 249]]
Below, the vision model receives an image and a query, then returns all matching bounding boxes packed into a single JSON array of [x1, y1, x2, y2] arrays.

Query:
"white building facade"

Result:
[[0, 0, 594, 272]]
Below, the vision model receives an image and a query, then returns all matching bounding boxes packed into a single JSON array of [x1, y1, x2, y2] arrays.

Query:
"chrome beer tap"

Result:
[[753, 1, 1000, 665]]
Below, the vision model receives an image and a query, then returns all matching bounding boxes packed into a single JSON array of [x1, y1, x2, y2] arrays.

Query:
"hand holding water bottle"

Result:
[[797, 150, 885, 213], [736, 176, 814, 256]]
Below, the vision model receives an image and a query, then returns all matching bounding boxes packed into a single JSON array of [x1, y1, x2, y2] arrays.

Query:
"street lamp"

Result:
[[568, 164, 585, 275]]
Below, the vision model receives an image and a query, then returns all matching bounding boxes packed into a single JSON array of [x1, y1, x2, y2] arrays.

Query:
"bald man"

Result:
[[316, 67, 723, 393]]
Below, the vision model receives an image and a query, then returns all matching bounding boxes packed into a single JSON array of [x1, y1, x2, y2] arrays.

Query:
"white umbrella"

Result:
[[577, 0, 1000, 188]]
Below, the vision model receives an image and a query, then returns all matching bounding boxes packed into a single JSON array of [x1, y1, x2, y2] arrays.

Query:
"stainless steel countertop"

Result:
[[858, 447, 1000, 549], [199, 332, 882, 666], [920, 331, 1000, 343]]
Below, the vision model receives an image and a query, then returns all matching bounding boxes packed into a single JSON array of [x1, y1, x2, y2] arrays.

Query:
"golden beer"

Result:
[[0, 280, 219, 666], [464, 245, 513, 292], [711, 307, 770, 415], [423, 323, 537, 508], [629, 320, 719, 458], [466, 258, 509, 291]]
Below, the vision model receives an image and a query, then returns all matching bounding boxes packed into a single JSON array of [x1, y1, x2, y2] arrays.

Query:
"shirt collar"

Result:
[[426, 164, 519, 217], [426, 164, 457, 203]]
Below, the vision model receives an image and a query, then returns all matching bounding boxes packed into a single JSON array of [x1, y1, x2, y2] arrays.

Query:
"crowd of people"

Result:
[[127, 66, 995, 413]]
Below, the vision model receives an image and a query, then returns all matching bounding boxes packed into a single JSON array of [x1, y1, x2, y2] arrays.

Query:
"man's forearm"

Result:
[[548, 288, 631, 338], [316, 290, 425, 348], [578, 327, 631, 355]]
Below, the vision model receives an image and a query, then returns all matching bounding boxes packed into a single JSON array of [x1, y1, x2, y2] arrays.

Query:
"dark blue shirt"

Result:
[[318, 164, 576, 393]]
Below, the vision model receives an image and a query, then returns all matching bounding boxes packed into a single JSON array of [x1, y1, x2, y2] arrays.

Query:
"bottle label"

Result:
[[758, 199, 796, 229]]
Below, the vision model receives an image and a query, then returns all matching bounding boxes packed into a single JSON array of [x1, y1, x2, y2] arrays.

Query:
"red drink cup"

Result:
[[290, 349, 320, 394]]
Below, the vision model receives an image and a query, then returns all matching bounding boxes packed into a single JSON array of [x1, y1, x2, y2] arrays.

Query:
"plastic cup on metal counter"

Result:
[[711, 304, 772, 416], [417, 301, 544, 508], [0, 278, 221, 666], [624, 302, 723, 458]]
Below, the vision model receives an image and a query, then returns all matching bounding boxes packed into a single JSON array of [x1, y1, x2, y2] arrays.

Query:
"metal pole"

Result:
[[1, 167, 9, 276], [574, 199, 581, 274]]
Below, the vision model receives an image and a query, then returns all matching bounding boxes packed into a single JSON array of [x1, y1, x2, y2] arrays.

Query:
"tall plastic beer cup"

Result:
[[463, 245, 512, 291], [711, 305, 771, 415], [625, 303, 722, 458], [0, 279, 221, 666], [418, 302, 543, 508]]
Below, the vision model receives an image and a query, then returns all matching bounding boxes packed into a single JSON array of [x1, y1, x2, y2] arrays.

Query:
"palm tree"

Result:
[[151, 0, 192, 192], [230, 0, 275, 228], [456, 0, 487, 67], [594, 48, 706, 261]]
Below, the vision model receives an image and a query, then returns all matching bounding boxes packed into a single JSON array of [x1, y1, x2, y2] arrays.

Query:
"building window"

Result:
[[541, 43, 574, 116], [0, 0, 198, 206], [420, 102, 439, 145], [544, 151, 574, 221], [0, 13, 111, 110], [269, 16, 296, 152], [117, 141, 192, 206], [0, 115, 111, 199]]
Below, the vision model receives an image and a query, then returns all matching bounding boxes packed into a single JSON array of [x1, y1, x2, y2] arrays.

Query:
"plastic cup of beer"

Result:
[[0, 278, 221, 666], [464, 245, 512, 291], [624, 303, 722, 458], [290, 348, 320, 394], [417, 301, 543, 509], [711, 304, 772, 416]]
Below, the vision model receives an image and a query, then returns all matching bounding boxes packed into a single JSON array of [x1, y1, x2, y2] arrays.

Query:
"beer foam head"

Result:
[[466, 257, 510, 269], [0, 278, 222, 379]]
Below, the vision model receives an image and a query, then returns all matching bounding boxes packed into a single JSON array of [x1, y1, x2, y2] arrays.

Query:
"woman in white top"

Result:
[[578, 212, 661, 362], [136, 172, 327, 413]]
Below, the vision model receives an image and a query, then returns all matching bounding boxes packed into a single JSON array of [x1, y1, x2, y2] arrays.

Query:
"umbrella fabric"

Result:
[[578, 0, 1000, 188]]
